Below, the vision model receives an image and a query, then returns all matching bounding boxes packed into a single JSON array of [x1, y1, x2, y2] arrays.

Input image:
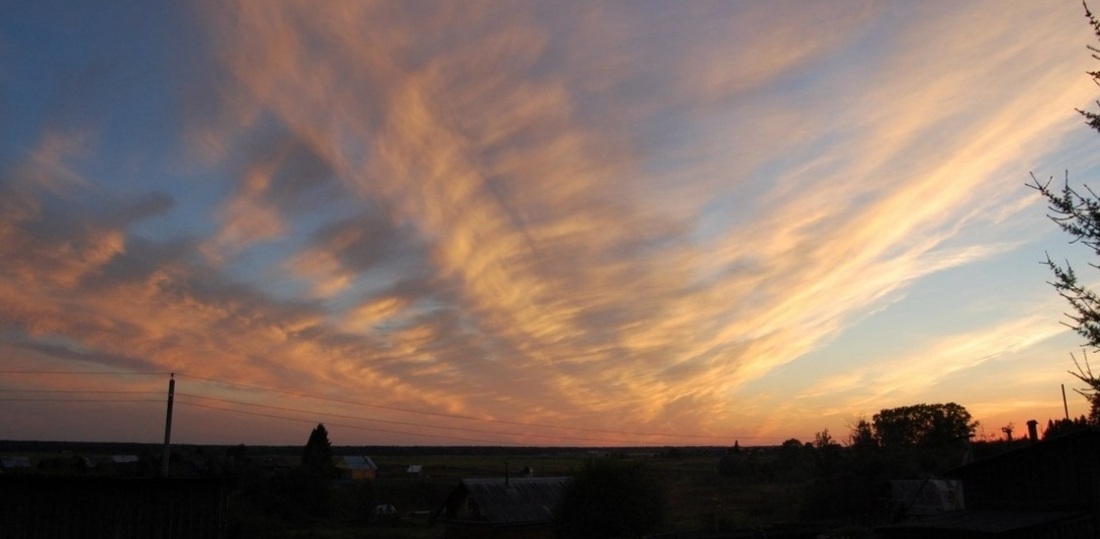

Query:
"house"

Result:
[[337, 455, 378, 480], [407, 464, 422, 478], [0, 456, 32, 473], [879, 428, 1100, 538], [435, 476, 571, 539]]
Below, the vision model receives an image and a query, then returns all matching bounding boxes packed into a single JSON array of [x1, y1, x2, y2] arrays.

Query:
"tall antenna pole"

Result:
[[1063, 384, 1070, 420], [162, 373, 175, 477]]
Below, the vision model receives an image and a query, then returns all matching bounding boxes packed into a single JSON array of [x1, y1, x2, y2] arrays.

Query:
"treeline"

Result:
[[717, 403, 982, 526]]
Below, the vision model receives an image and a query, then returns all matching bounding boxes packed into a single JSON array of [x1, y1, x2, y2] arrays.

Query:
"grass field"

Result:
[[2, 442, 827, 537], [356, 451, 810, 537]]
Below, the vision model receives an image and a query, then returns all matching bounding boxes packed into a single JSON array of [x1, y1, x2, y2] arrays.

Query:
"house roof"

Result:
[[1, 456, 32, 469], [339, 456, 378, 471], [438, 476, 572, 527], [889, 479, 964, 517], [407, 464, 422, 473]]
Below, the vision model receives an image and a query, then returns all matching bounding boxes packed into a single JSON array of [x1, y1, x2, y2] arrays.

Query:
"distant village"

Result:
[[5, 412, 1100, 538]]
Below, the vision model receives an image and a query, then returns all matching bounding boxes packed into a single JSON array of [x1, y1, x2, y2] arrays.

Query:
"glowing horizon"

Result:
[[2, 1, 1099, 447]]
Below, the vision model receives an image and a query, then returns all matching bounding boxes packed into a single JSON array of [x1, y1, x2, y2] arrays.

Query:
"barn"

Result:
[[435, 476, 571, 539]]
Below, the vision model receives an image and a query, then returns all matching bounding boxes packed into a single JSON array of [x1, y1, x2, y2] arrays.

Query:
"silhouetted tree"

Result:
[[814, 429, 839, 449], [803, 424, 890, 523], [273, 423, 337, 520], [1068, 351, 1100, 422], [872, 403, 977, 449], [771, 438, 813, 482], [717, 444, 756, 480], [848, 417, 877, 450], [1030, 4, 1100, 422], [1044, 415, 1092, 438], [554, 459, 666, 538], [301, 423, 336, 479], [225, 444, 250, 474], [803, 405, 976, 523]]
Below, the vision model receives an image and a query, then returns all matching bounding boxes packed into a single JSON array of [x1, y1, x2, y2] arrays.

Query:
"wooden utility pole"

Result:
[[1063, 383, 1070, 420], [162, 373, 175, 477]]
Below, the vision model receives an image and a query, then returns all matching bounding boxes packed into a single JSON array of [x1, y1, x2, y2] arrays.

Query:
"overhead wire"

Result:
[[0, 398, 163, 403], [1, 369, 759, 444], [0, 389, 161, 394], [177, 401, 523, 446], [174, 392, 656, 446], [176, 373, 745, 441], [0, 371, 170, 376]]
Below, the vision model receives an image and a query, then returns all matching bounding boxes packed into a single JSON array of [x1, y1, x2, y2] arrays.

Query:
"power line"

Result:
[[0, 371, 170, 376], [177, 401, 523, 446], [0, 369, 757, 443], [178, 374, 489, 422], [174, 392, 650, 446], [0, 389, 161, 395], [178, 373, 743, 441], [0, 398, 162, 403]]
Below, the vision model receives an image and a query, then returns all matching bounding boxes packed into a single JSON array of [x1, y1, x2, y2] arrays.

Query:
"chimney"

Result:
[[1027, 419, 1039, 442]]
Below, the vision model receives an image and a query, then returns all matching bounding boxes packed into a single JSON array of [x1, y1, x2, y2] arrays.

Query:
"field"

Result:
[[1, 442, 827, 538], [311, 450, 812, 538]]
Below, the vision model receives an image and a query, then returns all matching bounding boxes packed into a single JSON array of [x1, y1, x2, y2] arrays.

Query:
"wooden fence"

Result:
[[0, 476, 230, 539]]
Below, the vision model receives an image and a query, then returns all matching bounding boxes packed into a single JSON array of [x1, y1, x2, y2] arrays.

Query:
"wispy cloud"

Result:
[[0, 0, 1095, 444]]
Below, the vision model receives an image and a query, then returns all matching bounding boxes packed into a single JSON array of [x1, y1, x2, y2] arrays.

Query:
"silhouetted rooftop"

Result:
[[437, 476, 571, 527]]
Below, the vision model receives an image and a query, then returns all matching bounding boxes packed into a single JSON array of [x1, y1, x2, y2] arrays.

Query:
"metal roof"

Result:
[[440, 476, 571, 527], [339, 456, 377, 470]]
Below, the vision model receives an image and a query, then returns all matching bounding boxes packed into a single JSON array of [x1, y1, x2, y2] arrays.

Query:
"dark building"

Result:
[[880, 428, 1100, 538], [435, 476, 571, 539]]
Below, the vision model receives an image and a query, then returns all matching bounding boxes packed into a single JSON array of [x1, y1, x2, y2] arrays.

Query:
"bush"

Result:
[[554, 459, 666, 538]]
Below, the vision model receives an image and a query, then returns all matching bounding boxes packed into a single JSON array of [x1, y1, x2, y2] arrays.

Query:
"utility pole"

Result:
[[162, 373, 175, 477], [1063, 384, 1070, 420]]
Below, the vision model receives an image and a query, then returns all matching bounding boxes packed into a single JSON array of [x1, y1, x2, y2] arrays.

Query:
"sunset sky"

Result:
[[3, 1, 1100, 447]]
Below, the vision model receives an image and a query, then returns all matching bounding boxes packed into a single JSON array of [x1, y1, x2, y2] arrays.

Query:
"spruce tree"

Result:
[[1031, 4, 1100, 422]]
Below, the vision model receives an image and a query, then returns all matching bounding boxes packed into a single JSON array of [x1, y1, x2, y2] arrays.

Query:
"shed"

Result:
[[879, 428, 1100, 538], [338, 455, 378, 480], [889, 479, 964, 518], [435, 476, 571, 539]]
